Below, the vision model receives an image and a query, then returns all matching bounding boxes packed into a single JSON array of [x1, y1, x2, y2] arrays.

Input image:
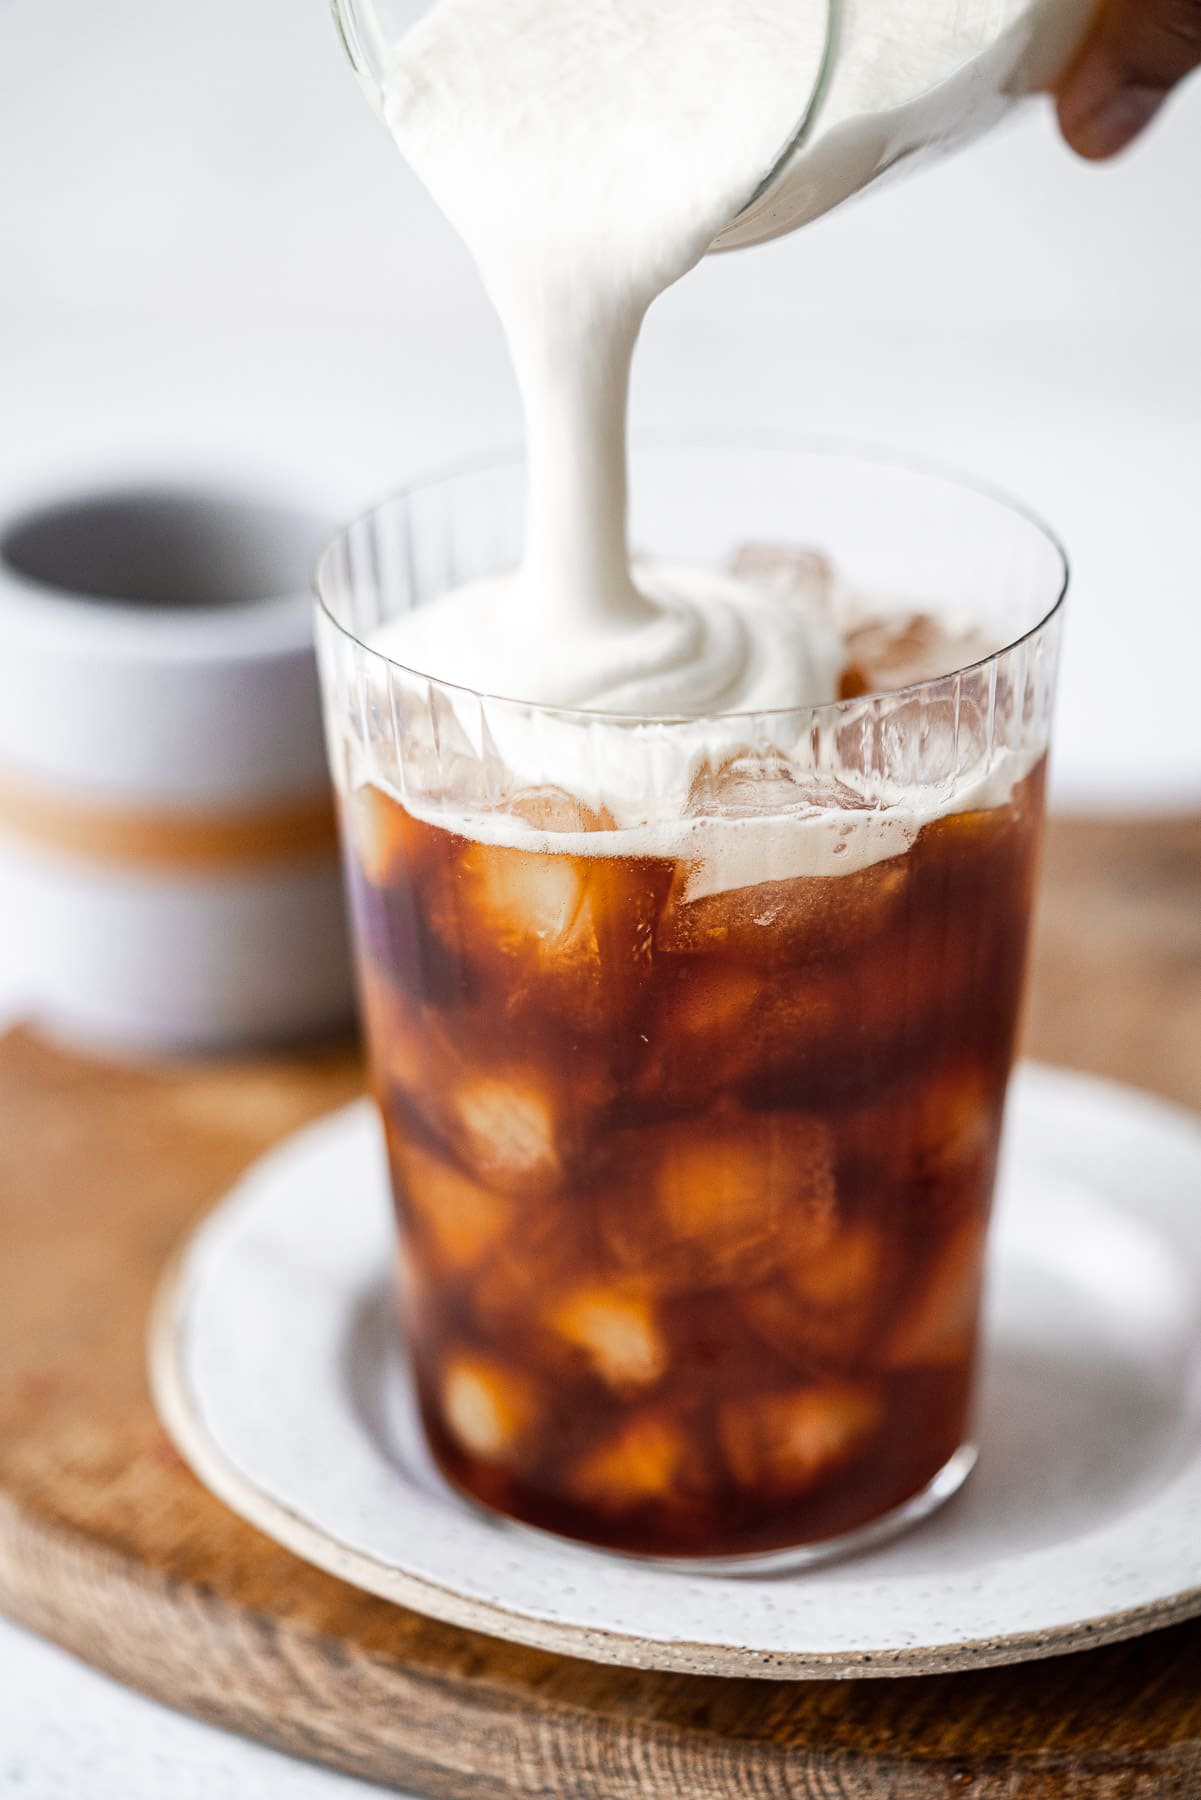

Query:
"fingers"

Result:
[[1057, 0, 1201, 158]]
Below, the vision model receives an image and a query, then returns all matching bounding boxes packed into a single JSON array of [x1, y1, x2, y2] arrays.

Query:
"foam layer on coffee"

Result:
[[364, 740, 1032, 891], [356, 568, 1027, 892], [370, 561, 845, 717]]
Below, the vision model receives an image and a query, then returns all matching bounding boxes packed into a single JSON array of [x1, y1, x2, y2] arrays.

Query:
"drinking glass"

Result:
[[315, 443, 1065, 1568]]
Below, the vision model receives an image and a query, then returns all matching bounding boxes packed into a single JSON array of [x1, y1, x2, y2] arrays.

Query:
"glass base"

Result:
[[480, 1442, 979, 1578]]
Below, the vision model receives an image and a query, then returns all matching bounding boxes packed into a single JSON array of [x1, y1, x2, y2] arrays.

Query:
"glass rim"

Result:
[[313, 435, 1069, 731], [711, 0, 841, 251]]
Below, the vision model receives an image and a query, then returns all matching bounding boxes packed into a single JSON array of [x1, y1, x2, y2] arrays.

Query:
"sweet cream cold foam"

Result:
[[372, 0, 838, 719], [360, 0, 1051, 873]]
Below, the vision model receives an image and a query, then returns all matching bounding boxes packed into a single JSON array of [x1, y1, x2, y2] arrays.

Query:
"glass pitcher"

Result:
[[329, 0, 1096, 251]]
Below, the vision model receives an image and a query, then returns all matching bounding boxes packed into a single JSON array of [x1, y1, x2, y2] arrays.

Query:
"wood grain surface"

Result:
[[1, 814, 1200, 1798]]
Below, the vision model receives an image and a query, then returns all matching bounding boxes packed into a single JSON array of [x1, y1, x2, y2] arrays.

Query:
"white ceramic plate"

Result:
[[151, 1063, 1201, 1680]]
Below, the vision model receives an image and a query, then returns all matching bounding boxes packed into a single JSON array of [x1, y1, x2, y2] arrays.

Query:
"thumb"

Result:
[[1057, 0, 1201, 158]]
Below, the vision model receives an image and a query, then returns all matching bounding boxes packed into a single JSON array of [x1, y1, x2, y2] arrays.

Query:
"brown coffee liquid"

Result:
[[344, 759, 1045, 1558]]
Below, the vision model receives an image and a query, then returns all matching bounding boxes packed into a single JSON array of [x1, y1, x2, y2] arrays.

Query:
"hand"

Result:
[[1057, 0, 1201, 158]]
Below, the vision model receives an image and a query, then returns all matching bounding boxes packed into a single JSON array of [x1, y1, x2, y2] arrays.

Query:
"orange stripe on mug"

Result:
[[0, 766, 339, 872]]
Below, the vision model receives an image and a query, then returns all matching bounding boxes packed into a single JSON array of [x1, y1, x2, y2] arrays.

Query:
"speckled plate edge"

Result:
[[149, 1064, 1201, 1680]]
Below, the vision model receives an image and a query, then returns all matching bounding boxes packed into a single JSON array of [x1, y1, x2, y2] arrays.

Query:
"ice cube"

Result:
[[441, 1352, 535, 1466], [458, 837, 592, 955], [547, 1286, 667, 1392], [567, 1409, 688, 1510], [470, 1209, 580, 1342], [684, 746, 828, 823], [451, 1073, 561, 1196], [650, 961, 764, 1066], [790, 1219, 885, 1309], [392, 1138, 511, 1275], [657, 852, 909, 962], [934, 803, 1009, 853], [841, 691, 988, 791], [435, 835, 668, 1034], [729, 543, 834, 613], [909, 1066, 995, 1184], [360, 977, 429, 1100], [656, 1112, 837, 1259], [741, 1222, 888, 1371], [630, 961, 765, 1108], [838, 663, 873, 701], [720, 1380, 882, 1493], [601, 1111, 838, 1293], [885, 1220, 987, 1369], [403, 683, 503, 814], [844, 1064, 998, 1217], [506, 786, 616, 835], [844, 612, 943, 687], [842, 612, 994, 695], [344, 783, 420, 890], [641, 949, 902, 1108]]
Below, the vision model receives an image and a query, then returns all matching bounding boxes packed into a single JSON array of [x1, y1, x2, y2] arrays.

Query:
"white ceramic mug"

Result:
[[0, 481, 355, 1052]]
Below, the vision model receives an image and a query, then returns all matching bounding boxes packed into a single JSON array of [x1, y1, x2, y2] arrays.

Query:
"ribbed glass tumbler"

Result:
[[315, 444, 1066, 1569]]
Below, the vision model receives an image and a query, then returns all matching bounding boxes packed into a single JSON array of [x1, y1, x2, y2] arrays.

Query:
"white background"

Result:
[[0, 1, 1199, 1793]]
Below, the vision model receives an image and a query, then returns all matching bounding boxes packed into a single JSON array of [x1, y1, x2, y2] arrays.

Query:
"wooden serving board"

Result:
[[2, 815, 1201, 1798]]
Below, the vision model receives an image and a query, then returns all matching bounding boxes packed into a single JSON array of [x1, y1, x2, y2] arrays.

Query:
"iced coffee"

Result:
[[317, 453, 1064, 1564]]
